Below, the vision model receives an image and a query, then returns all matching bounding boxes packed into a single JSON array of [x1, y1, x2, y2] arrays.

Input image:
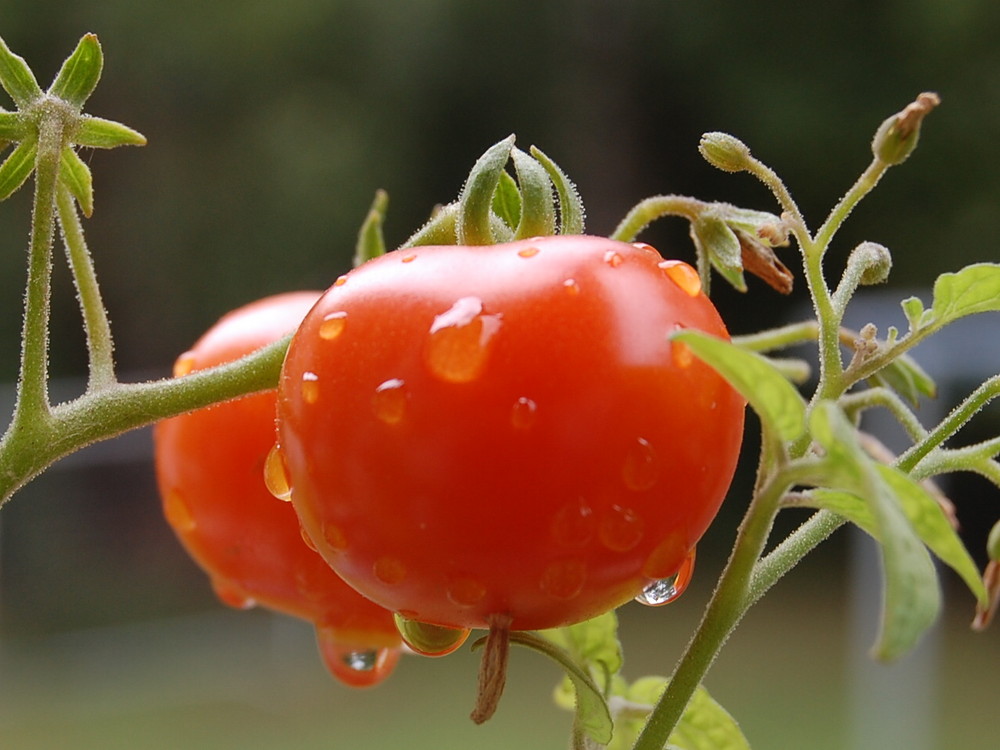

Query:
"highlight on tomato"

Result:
[[154, 291, 402, 688], [274, 236, 745, 644]]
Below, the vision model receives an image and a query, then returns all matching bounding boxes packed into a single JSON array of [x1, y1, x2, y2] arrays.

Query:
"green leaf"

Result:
[[869, 353, 937, 405], [59, 146, 94, 217], [511, 146, 556, 239], [49, 33, 103, 110], [458, 134, 515, 245], [928, 263, 1000, 325], [0, 110, 26, 140], [353, 189, 388, 266], [491, 170, 521, 231], [0, 36, 43, 107], [809, 402, 941, 660], [0, 133, 37, 201], [530, 145, 585, 235], [507, 630, 614, 745], [73, 116, 147, 149], [539, 610, 623, 690], [691, 215, 746, 292], [673, 330, 806, 442], [900, 295, 925, 331]]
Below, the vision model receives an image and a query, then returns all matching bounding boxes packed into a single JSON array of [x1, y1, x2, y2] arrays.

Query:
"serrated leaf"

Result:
[[458, 134, 515, 245], [869, 353, 937, 405], [810, 402, 941, 660], [49, 33, 103, 110], [674, 330, 806, 442], [539, 610, 623, 688], [0, 37, 42, 107], [353, 189, 388, 266], [691, 215, 746, 292], [530, 145, 585, 235], [491, 170, 521, 230], [929, 263, 1000, 326], [511, 146, 555, 239], [59, 146, 94, 217], [73, 116, 147, 148], [0, 134, 36, 201]]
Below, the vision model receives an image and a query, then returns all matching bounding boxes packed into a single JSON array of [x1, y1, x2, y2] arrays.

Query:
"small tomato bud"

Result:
[[871, 92, 940, 166], [699, 132, 752, 173], [852, 242, 893, 285]]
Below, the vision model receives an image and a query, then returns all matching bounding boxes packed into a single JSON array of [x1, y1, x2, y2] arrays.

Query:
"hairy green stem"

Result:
[[609, 195, 706, 242], [812, 158, 889, 260]]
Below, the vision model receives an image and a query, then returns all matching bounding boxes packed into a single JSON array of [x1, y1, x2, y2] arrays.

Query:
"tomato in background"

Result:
[[154, 291, 401, 687], [275, 236, 745, 636]]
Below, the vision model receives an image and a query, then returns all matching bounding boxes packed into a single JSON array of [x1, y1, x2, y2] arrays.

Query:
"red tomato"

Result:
[[154, 292, 401, 687], [276, 237, 745, 633]]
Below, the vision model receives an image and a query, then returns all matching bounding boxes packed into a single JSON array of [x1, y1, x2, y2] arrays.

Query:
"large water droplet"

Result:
[[301, 371, 320, 404], [425, 297, 502, 383], [510, 396, 537, 430], [264, 444, 293, 501], [319, 311, 348, 340], [163, 489, 196, 532], [316, 628, 401, 688], [634, 549, 696, 607], [172, 351, 196, 378], [598, 504, 644, 552], [540, 558, 586, 600], [659, 259, 702, 297], [372, 379, 407, 425], [622, 437, 659, 491], [394, 614, 470, 656]]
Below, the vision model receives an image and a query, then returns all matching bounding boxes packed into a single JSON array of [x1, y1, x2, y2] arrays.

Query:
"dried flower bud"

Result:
[[872, 92, 940, 166], [699, 132, 752, 173]]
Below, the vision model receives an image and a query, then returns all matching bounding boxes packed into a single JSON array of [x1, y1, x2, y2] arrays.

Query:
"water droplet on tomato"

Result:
[[316, 628, 400, 688], [518, 246, 540, 258], [333, 275, 348, 287], [599, 504, 644, 552], [322, 522, 348, 551], [300, 523, 318, 552], [551, 499, 596, 549], [563, 278, 580, 295], [425, 297, 502, 383], [632, 242, 659, 257], [401, 253, 417, 263], [659, 259, 702, 296], [212, 578, 257, 610], [394, 614, 470, 657], [604, 249, 624, 267], [319, 311, 348, 340], [447, 576, 487, 607], [373, 556, 407, 585], [511, 396, 537, 430], [173, 351, 196, 378], [372, 379, 407, 424], [264, 444, 293, 501], [163, 489, 196, 532], [671, 338, 694, 368], [622, 437, 659, 491], [540, 559, 586, 600], [301, 371, 320, 404], [634, 549, 696, 607]]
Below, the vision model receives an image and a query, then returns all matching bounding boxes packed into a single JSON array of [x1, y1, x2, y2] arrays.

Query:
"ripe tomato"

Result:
[[154, 292, 401, 687], [276, 236, 745, 633]]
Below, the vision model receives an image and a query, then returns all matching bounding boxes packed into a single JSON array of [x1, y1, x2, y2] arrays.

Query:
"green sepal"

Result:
[[73, 116, 147, 149], [809, 401, 941, 660], [673, 329, 807, 443], [0, 133, 37, 201], [49, 33, 103, 110], [691, 214, 747, 292], [510, 146, 555, 239], [458, 134, 515, 245], [0, 110, 27, 140], [530, 145, 585, 234], [353, 189, 388, 266], [59, 146, 94, 217], [401, 203, 458, 248], [0, 37, 43, 107], [491, 170, 521, 231]]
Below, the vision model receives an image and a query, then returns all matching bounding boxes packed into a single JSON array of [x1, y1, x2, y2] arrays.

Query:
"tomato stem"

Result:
[[470, 613, 514, 724]]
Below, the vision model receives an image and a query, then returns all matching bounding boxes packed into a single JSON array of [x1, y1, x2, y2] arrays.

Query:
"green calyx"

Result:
[[0, 33, 146, 216]]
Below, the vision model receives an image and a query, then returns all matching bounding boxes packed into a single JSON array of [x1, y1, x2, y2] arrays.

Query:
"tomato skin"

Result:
[[277, 236, 745, 631], [154, 292, 401, 686]]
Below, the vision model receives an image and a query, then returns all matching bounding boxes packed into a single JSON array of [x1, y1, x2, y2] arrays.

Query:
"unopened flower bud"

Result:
[[872, 92, 940, 166], [851, 242, 892, 285], [699, 132, 752, 173]]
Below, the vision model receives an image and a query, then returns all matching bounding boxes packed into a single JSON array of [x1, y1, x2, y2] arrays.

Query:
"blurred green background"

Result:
[[1, 0, 998, 747]]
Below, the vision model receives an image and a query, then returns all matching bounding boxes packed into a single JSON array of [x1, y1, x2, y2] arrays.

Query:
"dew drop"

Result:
[[659, 259, 702, 296], [319, 311, 348, 340], [672, 338, 694, 368], [394, 614, 470, 657], [599, 504, 644, 552], [517, 246, 540, 258], [264, 444, 293, 501], [373, 556, 407, 585], [447, 576, 487, 607], [563, 278, 580, 295], [604, 249, 624, 267], [299, 523, 318, 552], [301, 371, 320, 404], [551, 499, 596, 549], [372, 379, 407, 425], [425, 297, 502, 383], [163, 489, 196, 532], [212, 579, 257, 610], [634, 549, 696, 607], [316, 627, 401, 688], [540, 558, 586, 600], [322, 522, 348, 551], [622, 437, 659, 492], [333, 275, 348, 287], [632, 242, 660, 256], [511, 396, 538, 430], [401, 253, 418, 263], [172, 351, 196, 378]]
